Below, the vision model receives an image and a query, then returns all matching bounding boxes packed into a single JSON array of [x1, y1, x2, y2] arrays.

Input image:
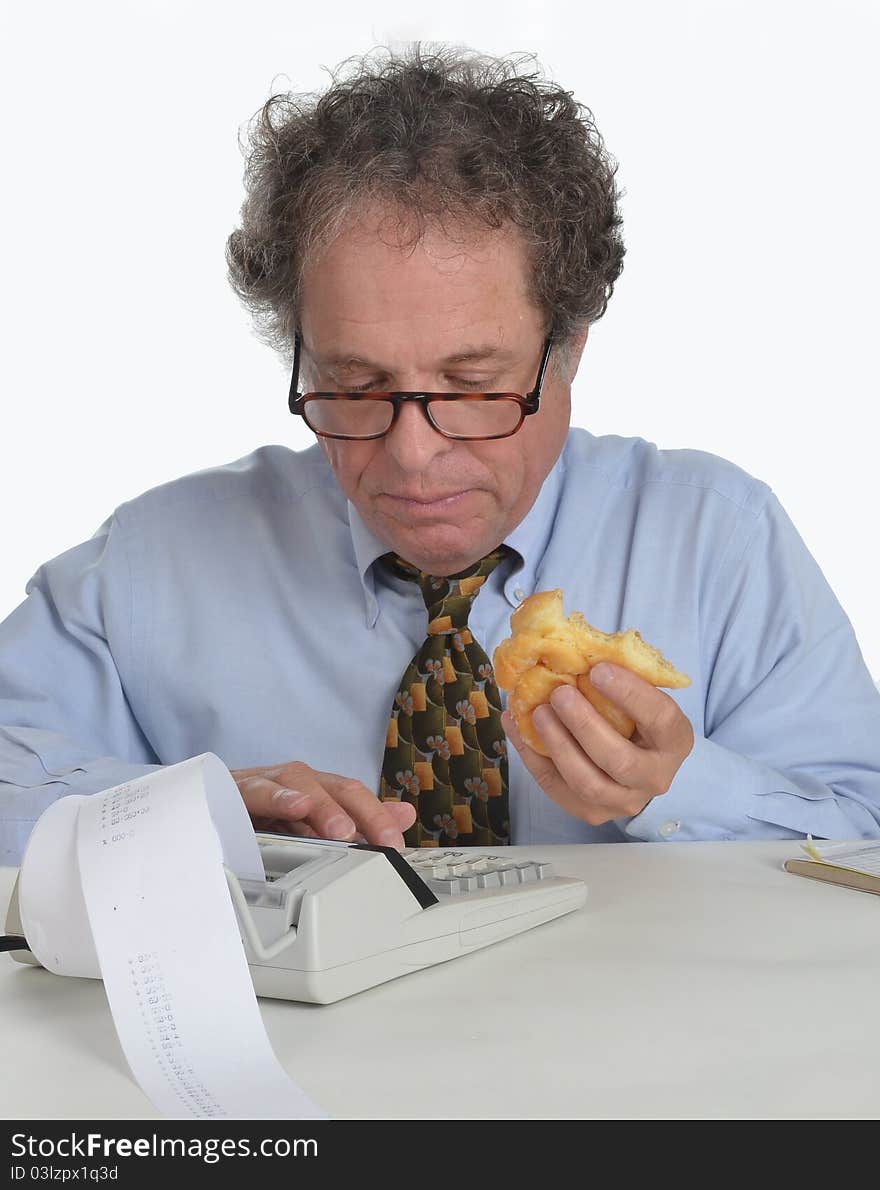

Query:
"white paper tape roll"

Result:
[[15, 753, 326, 1121], [18, 793, 99, 977]]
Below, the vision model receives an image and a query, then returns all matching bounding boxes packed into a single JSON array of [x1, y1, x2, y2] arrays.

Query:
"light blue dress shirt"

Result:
[[2, 428, 879, 863]]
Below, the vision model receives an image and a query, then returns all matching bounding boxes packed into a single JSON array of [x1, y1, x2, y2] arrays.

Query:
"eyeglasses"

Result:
[[288, 334, 554, 441]]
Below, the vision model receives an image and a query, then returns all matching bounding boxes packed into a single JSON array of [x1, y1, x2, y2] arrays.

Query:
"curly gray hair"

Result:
[[226, 45, 625, 364]]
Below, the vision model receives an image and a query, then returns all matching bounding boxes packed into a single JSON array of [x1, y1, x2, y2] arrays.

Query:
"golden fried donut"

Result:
[[492, 589, 691, 756]]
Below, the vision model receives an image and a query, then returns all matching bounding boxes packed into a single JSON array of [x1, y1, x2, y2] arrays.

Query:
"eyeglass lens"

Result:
[[304, 396, 523, 439]]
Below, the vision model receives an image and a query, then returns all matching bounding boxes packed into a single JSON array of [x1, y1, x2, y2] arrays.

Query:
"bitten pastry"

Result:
[[492, 589, 691, 756]]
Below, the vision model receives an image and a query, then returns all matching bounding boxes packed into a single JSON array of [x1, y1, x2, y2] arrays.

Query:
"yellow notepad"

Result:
[[783, 836, 880, 896]]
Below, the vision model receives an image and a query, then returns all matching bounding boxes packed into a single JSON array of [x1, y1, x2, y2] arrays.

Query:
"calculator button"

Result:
[[476, 871, 502, 889], [430, 876, 461, 894], [515, 864, 538, 883], [408, 852, 557, 895]]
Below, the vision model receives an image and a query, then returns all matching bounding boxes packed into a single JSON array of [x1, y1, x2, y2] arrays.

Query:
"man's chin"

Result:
[[382, 524, 497, 576]]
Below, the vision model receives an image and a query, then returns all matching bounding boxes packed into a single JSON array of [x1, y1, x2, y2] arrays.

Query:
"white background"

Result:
[[2, 1, 878, 675]]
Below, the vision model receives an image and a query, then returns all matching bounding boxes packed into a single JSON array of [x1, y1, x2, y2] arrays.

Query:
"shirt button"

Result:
[[658, 820, 680, 838], [513, 587, 526, 602]]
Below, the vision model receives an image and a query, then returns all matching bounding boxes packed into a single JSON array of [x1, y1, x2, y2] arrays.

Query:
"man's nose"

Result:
[[382, 399, 455, 471]]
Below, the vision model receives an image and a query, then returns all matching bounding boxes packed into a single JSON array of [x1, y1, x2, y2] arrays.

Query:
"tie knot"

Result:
[[381, 547, 511, 623]]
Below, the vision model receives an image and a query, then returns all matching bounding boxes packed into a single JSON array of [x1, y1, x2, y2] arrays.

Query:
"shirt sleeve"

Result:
[[621, 490, 880, 842], [0, 513, 162, 864]]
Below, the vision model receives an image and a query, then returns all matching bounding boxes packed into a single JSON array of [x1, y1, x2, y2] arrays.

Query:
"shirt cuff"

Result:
[[616, 735, 862, 842]]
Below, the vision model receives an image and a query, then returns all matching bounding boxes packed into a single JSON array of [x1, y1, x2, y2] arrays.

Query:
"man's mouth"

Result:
[[381, 490, 474, 515]]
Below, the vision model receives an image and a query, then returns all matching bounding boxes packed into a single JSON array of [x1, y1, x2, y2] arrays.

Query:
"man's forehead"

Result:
[[298, 205, 539, 362], [304, 207, 531, 293]]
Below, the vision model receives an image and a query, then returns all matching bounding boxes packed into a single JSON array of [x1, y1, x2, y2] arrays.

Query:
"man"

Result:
[[1, 48, 879, 862]]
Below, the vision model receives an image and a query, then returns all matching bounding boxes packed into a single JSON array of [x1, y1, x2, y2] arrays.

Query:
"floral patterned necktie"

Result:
[[379, 548, 511, 848]]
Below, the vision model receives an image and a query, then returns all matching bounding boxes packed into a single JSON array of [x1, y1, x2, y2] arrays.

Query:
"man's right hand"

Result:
[[230, 761, 416, 851]]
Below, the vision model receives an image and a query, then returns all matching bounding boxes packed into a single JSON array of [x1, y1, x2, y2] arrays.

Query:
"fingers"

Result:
[[544, 684, 661, 794], [236, 765, 358, 840], [501, 666, 694, 828], [589, 664, 693, 754], [500, 709, 583, 794], [548, 672, 690, 789], [314, 769, 417, 849], [501, 709, 632, 826], [233, 761, 416, 851], [249, 816, 321, 839]]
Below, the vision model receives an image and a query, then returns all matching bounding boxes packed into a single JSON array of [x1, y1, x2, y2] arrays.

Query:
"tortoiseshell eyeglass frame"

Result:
[[288, 333, 555, 441]]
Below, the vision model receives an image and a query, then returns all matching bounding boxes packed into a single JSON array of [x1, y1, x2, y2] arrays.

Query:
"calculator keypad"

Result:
[[405, 849, 554, 896]]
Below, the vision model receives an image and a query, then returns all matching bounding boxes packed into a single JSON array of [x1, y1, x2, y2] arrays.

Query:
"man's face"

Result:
[[298, 210, 579, 576]]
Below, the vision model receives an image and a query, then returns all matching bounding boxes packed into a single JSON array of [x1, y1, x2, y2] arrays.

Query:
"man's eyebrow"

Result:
[[322, 345, 516, 370], [444, 345, 516, 365]]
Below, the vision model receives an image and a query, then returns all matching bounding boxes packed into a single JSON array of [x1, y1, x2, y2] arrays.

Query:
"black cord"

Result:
[[1, 935, 29, 952]]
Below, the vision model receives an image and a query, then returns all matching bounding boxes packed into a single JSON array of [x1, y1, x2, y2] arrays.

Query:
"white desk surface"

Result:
[[2, 841, 879, 1121]]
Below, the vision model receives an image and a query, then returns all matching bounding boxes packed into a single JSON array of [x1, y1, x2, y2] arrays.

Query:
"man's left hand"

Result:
[[500, 662, 694, 825]]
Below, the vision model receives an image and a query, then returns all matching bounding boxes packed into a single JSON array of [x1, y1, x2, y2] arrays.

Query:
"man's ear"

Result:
[[556, 324, 590, 385]]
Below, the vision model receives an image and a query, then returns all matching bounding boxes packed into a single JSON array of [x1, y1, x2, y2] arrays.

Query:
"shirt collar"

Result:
[[347, 447, 567, 627]]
